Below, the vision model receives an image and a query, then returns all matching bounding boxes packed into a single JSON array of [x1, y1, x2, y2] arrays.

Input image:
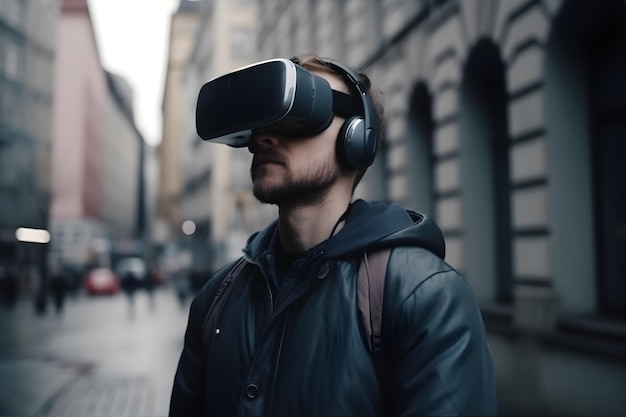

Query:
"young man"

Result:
[[170, 53, 497, 416]]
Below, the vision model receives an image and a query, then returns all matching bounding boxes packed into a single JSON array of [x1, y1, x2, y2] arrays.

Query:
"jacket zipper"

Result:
[[244, 255, 274, 317], [252, 263, 274, 344], [267, 311, 289, 416], [263, 274, 274, 317]]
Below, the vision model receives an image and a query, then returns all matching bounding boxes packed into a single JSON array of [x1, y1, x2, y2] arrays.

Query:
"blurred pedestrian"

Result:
[[31, 266, 47, 315], [0, 264, 19, 308], [66, 267, 81, 298], [170, 53, 496, 416], [170, 267, 191, 309], [120, 269, 139, 319], [49, 266, 67, 315]]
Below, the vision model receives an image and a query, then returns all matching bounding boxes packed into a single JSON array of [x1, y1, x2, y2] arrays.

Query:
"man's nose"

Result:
[[249, 133, 280, 153]]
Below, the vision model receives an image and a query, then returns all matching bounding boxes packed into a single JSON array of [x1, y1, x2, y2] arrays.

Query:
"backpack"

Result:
[[202, 248, 392, 383]]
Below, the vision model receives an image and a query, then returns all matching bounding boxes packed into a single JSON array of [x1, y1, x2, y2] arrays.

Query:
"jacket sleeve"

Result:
[[385, 251, 497, 416], [169, 296, 208, 417]]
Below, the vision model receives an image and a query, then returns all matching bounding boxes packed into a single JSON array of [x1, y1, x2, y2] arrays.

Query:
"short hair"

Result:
[[293, 52, 385, 191]]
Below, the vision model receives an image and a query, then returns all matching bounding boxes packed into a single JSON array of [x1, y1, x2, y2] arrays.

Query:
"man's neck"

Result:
[[277, 185, 352, 253]]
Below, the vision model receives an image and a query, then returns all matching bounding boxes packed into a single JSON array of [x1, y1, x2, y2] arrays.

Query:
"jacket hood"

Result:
[[243, 199, 445, 263]]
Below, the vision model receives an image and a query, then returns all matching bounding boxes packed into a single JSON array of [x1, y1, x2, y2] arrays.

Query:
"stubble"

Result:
[[251, 151, 339, 206]]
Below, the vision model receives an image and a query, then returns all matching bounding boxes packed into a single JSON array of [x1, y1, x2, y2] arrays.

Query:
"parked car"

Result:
[[84, 267, 120, 296]]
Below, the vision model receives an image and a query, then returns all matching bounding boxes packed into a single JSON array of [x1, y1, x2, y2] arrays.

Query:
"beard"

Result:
[[251, 151, 340, 206]]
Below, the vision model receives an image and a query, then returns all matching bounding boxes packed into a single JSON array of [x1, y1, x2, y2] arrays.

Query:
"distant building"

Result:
[[49, 0, 146, 273], [180, 0, 272, 273], [156, 0, 206, 247], [48, 0, 107, 271], [102, 71, 146, 264], [0, 0, 60, 293], [254, 0, 626, 415]]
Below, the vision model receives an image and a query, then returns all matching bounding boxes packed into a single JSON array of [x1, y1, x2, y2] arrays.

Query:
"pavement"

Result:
[[0, 288, 192, 417]]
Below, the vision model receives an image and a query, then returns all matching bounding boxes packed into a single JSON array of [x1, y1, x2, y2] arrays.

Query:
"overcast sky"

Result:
[[88, 0, 178, 146]]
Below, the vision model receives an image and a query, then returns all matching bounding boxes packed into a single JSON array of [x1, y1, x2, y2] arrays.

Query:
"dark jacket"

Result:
[[170, 200, 497, 416]]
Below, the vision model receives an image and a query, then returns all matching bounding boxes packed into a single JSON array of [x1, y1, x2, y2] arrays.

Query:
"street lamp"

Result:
[[15, 227, 51, 244]]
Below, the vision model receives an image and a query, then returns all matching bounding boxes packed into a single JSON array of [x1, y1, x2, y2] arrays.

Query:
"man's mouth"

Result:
[[254, 154, 285, 166]]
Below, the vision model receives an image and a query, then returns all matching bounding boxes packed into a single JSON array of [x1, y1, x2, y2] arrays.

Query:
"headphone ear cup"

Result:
[[337, 116, 375, 170], [337, 116, 360, 170]]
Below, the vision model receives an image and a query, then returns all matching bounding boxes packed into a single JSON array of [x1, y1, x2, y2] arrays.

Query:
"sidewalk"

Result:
[[0, 288, 191, 417]]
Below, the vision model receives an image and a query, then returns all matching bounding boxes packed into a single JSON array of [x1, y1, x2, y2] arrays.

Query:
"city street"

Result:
[[0, 288, 191, 417]]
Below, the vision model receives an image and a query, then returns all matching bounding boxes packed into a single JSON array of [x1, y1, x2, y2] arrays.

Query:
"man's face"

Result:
[[249, 70, 348, 206]]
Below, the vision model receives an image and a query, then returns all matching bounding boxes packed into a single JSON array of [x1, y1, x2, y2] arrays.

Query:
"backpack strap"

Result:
[[357, 248, 391, 383], [203, 249, 392, 379], [202, 257, 248, 350]]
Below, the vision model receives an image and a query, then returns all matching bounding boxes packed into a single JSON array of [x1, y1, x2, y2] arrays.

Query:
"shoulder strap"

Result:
[[203, 250, 392, 371], [357, 248, 391, 382], [202, 258, 248, 350]]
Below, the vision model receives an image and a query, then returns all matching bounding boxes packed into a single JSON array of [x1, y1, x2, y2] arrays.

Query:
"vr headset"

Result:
[[196, 57, 379, 169]]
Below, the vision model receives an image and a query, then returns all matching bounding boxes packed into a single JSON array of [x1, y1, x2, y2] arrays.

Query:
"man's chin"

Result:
[[252, 188, 280, 205], [253, 179, 300, 205], [252, 178, 281, 204], [253, 183, 331, 207]]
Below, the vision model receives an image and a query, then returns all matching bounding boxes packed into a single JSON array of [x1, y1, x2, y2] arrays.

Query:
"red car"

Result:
[[84, 267, 120, 296]]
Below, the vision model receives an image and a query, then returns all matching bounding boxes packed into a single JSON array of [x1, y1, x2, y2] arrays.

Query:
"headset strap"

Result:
[[332, 90, 362, 118]]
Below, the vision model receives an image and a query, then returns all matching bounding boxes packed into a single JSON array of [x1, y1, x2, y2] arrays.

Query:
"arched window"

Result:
[[546, 0, 626, 316], [406, 82, 434, 215], [460, 38, 513, 302]]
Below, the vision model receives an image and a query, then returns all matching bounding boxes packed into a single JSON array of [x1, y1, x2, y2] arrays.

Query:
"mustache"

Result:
[[251, 151, 287, 166]]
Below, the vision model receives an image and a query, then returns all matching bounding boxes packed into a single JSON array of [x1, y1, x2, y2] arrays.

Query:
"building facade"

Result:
[[49, 0, 107, 270], [156, 0, 205, 247], [253, 0, 625, 415], [180, 0, 272, 274], [0, 0, 60, 295], [49, 0, 146, 273], [102, 71, 146, 263]]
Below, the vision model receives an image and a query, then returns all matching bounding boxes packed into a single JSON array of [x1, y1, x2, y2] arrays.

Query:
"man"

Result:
[[170, 53, 497, 416]]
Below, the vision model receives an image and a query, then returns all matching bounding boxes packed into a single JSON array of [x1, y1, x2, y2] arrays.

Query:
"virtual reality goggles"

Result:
[[196, 58, 364, 147]]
